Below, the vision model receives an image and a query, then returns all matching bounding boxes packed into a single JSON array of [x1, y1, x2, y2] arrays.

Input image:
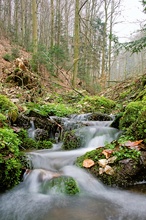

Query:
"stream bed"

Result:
[[0, 116, 146, 220]]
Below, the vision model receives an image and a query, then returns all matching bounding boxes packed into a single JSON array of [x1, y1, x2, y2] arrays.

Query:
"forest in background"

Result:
[[0, 0, 146, 94]]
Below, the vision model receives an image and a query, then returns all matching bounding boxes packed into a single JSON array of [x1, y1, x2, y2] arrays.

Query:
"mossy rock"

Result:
[[17, 129, 53, 150], [119, 88, 132, 100], [62, 130, 81, 150], [126, 105, 146, 144], [135, 86, 146, 101], [0, 128, 23, 191], [75, 141, 142, 187], [77, 96, 116, 114], [25, 102, 75, 117], [0, 113, 7, 127], [40, 176, 80, 195], [119, 101, 144, 130], [0, 94, 18, 123], [87, 112, 113, 121]]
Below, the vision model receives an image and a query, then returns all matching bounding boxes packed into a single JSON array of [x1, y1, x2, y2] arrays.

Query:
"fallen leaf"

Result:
[[98, 159, 108, 168], [108, 156, 117, 164], [83, 159, 95, 168], [102, 149, 114, 158], [124, 140, 143, 150], [99, 167, 104, 175], [124, 140, 143, 147], [104, 165, 114, 175]]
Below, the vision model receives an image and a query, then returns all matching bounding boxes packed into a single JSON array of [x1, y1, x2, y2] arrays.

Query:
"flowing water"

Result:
[[0, 116, 146, 220]]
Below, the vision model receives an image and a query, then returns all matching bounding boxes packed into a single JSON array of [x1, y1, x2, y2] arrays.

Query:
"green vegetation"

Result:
[[119, 101, 146, 144], [126, 105, 146, 144], [119, 101, 144, 129], [76, 147, 104, 168], [18, 129, 53, 150], [41, 176, 80, 195], [77, 96, 116, 114], [30, 44, 68, 74], [62, 130, 81, 150], [0, 128, 23, 190], [25, 102, 76, 117], [119, 88, 132, 99], [0, 94, 18, 122], [0, 113, 7, 127], [75, 138, 141, 187], [76, 138, 141, 168], [3, 47, 20, 62]]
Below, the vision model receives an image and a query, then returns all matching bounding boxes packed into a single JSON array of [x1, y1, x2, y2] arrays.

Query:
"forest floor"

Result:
[[0, 37, 74, 98], [0, 37, 145, 104]]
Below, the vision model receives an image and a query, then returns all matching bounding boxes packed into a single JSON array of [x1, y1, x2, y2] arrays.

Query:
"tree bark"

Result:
[[72, 0, 80, 88], [32, 0, 38, 54]]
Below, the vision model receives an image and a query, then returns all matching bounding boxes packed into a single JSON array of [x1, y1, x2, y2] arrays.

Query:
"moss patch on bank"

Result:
[[40, 176, 80, 195], [75, 138, 142, 187], [119, 101, 146, 144], [0, 128, 23, 191], [0, 94, 18, 123], [76, 96, 116, 114]]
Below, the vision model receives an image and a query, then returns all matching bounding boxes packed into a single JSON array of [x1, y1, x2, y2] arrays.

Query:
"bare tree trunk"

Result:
[[108, 0, 114, 86], [50, 0, 54, 48], [21, 0, 25, 46], [101, 0, 108, 88], [14, 0, 19, 42], [72, 0, 79, 88], [8, 0, 12, 35], [32, 0, 38, 54]]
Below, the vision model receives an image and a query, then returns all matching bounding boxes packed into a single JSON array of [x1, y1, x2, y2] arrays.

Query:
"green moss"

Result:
[[0, 113, 7, 127], [77, 96, 116, 114], [119, 89, 132, 99], [0, 128, 23, 191], [119, 101, 143, 130], [0, 94, 18, 122], [126, 105, 146, 144], [142, 94, 146, 101], [25, 102, 76, 117], [36, 140, 53, 149], [75, 139, 141, 187], [41, 176, 80, 195], [2, 53, 13, 62], [76, 147, 104, 168], [3, 48, 20, 62], [62, 130, 81, 150], [135, 86, 146, 101], [119, 100, 146, 143], [17, 129, 53, 150]]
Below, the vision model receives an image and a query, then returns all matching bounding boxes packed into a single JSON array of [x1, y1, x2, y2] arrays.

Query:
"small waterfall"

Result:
[[1, 114, 146, 220], [28, 120, 36, 139]]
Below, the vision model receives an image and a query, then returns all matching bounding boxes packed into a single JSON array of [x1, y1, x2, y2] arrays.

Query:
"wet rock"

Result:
[[15, 111, 61, 141], [110, 113, 123, 129], [62, 130, 81, 150], [34, 128, 48, 141], [40, 176, 80, 195], [76, 147, 146, 188], [87, 112, 113, 121], [15, 114, 30, 129]]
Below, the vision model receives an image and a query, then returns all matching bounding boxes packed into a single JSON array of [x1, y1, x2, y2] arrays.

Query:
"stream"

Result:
[[0, 115, 146, 220]]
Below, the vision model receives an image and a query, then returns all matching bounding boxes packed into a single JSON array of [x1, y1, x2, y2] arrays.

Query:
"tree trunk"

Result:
[[32, 0, 38, 54], [72, 0, 80, 88], [50, 0, 54, 48], [101, 0, 108, 88], [14, 0, 19, 42]]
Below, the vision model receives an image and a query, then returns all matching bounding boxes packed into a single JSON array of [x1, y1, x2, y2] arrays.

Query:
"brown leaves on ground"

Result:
[[83, 159, 95, 168], [123, 140, 143, 150], [102, 149, 114, 158]]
